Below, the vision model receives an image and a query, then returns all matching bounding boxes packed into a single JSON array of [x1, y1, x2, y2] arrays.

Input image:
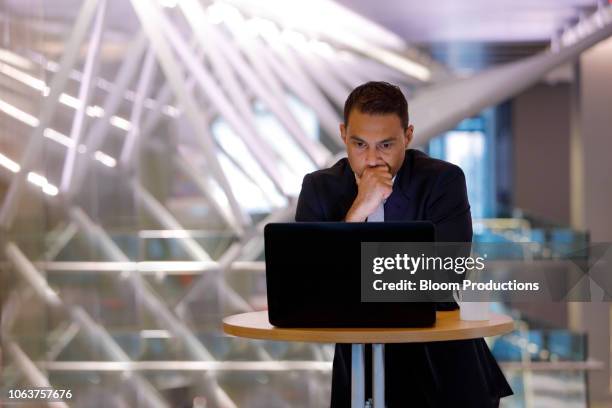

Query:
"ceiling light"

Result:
[[94, 151, 117, 168], [0, 99, 39, 127], [0, 153, 20, 173], [110, 116, 131, 131], [43, 128, 74, 147], [27, 172, 59, 196], [0, 49, 33, 70]]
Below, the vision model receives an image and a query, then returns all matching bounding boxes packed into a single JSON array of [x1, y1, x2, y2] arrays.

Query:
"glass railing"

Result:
[[474, 217, 593, 408], [490, 308, 592, 408], [1, 216, 598, 407]]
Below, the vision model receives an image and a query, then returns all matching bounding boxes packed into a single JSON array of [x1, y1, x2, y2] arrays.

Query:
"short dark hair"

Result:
[[343, 81, 409, 130]]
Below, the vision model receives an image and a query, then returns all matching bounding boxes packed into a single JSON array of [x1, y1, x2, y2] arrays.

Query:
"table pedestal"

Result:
[[352, 343, 385, 408]]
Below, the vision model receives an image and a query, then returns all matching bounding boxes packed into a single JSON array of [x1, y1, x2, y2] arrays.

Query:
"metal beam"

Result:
[[37, 360, 332, 372], [44, 222, 79, 261], [173, 152, 244, 235], [0, 0, 100, 229], [119, 46, 157, 168], [130, 0, 249, 231], [313, 48, 367, 90], [25, 49, 178, 123], [4, 342, 70, 408], [181, 6, 286, 173], [208, 21, 331, 166], [128, 181, 213, 262], [155, 8, 287, 197], [180, 0, 330, 168], [67, 32, 148, 197], [410, 5, 612, 145], [69, 206, 241, 408], [60, 0, 107, 193], [251, 34, 343, 146], [4, 242, 170, 408], [288, 45, 350, 107], [141, 80, 177, 135], [175, 203, 295, 312], [45, 322, 81, 362], [222, 18, 343, 148], [129, 179, 254, 314]]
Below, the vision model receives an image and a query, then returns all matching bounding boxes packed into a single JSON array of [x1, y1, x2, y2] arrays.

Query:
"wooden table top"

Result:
[[222, 310, 514, 344]]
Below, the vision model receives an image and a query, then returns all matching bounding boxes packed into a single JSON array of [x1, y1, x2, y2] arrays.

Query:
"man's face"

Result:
[[340, 109, 414, 178]]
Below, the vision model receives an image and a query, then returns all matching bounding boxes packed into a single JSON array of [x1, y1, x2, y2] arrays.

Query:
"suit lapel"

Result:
[[335, 161, 358, 221], [384, 150, 413, 221], [384, 190, 411, 221]]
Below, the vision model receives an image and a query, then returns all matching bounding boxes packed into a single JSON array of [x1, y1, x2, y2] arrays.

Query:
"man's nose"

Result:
[[365, 147, 381, 166]]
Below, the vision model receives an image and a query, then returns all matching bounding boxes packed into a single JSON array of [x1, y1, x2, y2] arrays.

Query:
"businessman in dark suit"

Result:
[[295, 82, 512, 407]]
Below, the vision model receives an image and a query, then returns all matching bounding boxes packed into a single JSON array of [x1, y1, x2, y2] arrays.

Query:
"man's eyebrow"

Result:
[[349, 135, 396, 144]]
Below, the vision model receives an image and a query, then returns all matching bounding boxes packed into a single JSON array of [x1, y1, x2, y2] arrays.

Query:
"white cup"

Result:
[[453, 290, 490, 321]]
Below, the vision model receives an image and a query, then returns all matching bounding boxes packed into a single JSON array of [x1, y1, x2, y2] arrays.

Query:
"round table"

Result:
[[223, 310, 514, 408]]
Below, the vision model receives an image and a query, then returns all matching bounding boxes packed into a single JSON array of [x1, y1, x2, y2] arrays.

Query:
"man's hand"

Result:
[[345, 165, 393, 222]]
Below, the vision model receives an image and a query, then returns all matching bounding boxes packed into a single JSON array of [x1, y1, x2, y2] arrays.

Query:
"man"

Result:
[[295, 82, 512, 407]]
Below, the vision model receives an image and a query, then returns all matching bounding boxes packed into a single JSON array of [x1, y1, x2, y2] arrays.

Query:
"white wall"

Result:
[[513, 83, 571, 225], [574, 35, 612, 406]]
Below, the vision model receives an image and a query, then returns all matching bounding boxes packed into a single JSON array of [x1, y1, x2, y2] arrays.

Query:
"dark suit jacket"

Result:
[[295, 149, 513, 408]]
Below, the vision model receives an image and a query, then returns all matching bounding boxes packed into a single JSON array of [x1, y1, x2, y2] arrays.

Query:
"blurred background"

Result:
[[1, 0, 612, 407]]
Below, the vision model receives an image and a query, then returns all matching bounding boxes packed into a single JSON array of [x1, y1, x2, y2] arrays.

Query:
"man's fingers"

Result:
[[382, 184, 393, 199], [365, 167, 392, 181], [378, 180, 393, 197], [374, 167, 392, 175], [364, 164, 390, 174], [374, 174, 393, 185], [374, 165, 391, 173]]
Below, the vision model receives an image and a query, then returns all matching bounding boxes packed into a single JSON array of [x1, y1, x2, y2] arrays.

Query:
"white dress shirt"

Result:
[[367, 201, 385, 222], [356, 174, 395, 222]]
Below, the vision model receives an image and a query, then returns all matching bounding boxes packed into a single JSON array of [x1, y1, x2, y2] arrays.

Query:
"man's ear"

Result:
[[404, 125, 414, 148], [340, 123, 347, 145]]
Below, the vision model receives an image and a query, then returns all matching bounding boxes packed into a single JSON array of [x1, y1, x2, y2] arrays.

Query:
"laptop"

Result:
[[264, 222, 436, 328]]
